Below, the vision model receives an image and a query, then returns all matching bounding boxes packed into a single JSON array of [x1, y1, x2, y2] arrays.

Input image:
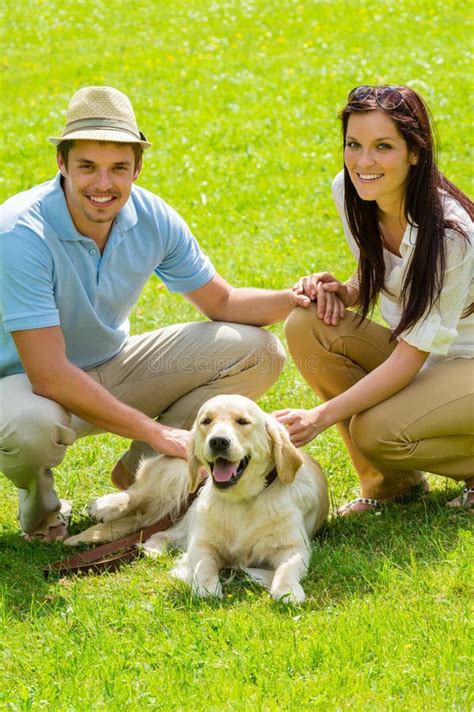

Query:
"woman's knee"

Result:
[[285, 306, 336, 380], [286, 305, 365, 338], [285, 305, 317, 346], [285, 304, 352, 355]]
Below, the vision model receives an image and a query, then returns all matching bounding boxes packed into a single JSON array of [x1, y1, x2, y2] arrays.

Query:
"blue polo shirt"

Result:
[[0, 174, 216, 377]]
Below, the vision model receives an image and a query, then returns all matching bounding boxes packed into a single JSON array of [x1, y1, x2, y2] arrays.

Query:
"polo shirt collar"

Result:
[[43, 172, 138, 242], [114, 191, 138, 234]]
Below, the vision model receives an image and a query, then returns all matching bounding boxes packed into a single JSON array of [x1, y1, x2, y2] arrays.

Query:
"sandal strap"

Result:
[[356, 497, 381, 507], [345, 497, 381, 508]]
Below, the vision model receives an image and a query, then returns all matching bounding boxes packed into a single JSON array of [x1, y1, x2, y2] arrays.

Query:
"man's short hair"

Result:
[[57, 139, 144, 170]]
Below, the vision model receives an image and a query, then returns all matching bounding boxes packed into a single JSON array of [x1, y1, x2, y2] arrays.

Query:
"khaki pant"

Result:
[[285, 306, 474, 499], [0, 321, 285, 532]]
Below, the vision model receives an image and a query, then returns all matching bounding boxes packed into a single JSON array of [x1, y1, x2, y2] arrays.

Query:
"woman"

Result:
[[275, 85, 473, 515]]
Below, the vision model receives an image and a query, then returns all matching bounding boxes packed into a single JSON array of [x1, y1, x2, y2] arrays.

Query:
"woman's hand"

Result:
[[273, 406, 330, 447], [292, 272, 356, 326]]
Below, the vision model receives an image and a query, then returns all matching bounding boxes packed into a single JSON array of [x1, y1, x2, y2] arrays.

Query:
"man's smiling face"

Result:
[[57, 140, 141, 238]]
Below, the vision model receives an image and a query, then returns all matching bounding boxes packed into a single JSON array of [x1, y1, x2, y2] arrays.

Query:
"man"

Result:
[[0, 86, 310, 541]]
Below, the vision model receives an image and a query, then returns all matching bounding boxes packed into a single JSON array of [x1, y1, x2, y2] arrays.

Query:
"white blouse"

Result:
[[332, 171, 473, 368]]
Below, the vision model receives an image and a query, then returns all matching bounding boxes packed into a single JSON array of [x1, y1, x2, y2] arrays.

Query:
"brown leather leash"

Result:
[[44, 485, 204, 578]]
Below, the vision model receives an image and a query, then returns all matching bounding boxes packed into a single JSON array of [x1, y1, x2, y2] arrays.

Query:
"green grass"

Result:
[[1, 0, 473, 709]]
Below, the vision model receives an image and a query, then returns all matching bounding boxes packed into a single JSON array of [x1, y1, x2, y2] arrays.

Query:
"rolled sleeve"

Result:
[[399, 232, 473, 355], [401, 315, 458, 354]]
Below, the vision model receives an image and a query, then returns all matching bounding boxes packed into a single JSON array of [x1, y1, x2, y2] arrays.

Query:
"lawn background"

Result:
[[0, 0, 473, 710]]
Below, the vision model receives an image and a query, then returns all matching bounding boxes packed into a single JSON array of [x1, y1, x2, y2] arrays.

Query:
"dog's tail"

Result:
[[64, 512, 159, 546], [130, 454, 191, 524], [64, 455, 192, 546]]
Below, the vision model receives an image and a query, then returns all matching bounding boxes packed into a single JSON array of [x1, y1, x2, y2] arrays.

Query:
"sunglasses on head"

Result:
[[347, 85, 405, 110]]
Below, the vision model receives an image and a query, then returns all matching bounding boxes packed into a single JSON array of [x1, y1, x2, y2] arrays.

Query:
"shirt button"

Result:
[[89, 248, 96, 255]]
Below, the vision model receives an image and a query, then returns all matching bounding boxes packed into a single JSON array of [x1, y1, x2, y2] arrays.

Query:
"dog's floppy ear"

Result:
[[187, 430, 203, 493], [265, 416, 303, 484]]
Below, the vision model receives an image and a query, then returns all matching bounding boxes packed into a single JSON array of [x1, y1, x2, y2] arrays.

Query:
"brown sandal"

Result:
[[337, 497, 382, 516], [338, 477, 430, 517], [22, 500, 72, 542], [446, 487, 474, 511]]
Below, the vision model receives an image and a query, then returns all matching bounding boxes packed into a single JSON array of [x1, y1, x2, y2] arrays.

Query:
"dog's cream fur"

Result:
[[65, 395, 329, 603]]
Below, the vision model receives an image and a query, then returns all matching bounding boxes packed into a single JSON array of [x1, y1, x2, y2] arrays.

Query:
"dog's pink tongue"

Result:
[[212, 458, 238, 482]]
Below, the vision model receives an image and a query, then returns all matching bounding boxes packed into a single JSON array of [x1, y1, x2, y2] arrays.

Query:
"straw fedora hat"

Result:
[[49, 86, 151, 149]]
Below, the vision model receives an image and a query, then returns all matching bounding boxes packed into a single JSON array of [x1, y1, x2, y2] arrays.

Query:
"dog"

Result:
[[65, 395, 329, 603]]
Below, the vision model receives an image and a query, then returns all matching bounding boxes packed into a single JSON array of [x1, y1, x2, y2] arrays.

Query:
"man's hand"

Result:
[[292, 271, 358, 326], [152, 424, 191, 459], [288, 289, 312, 309], [273, 406, 329, 447]]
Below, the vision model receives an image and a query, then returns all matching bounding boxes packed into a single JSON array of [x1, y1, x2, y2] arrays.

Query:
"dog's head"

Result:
[[188, 394, 303, 499]]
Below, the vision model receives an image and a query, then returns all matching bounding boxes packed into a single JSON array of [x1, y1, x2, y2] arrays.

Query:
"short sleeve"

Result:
[[154, 205, 216, 293], [400, 231, 473, 354], [0, 229, 59, 332]]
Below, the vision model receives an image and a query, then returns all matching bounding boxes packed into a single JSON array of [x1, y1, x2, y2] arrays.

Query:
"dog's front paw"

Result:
[[142, 533, 168, 558], [171, 557, 225, 598], [88, 492, 129, 522], [170, 555, 191, 584], [63, 533, 86, 547], [270, 580, 306, 604], [193, 580, 224, 599]]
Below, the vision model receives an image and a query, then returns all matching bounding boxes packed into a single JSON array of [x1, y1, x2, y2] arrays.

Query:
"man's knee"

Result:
[[0, 398, 74, 477], [252, 329, 286, 381], [218, 324, 285, 395], [215, 323, 285, 378]]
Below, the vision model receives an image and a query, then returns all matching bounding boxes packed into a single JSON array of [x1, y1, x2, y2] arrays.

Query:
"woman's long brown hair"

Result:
[[340, 86, 473, 336]]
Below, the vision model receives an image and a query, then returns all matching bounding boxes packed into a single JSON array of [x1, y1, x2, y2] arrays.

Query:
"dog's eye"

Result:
[[201, 417, 212, 426], [236, 418, 250, 426]]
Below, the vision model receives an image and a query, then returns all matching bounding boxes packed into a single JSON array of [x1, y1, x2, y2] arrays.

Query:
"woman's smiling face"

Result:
[[344, 110, 418, 212]]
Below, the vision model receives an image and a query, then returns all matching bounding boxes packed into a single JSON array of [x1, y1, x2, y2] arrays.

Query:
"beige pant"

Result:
[[285, 306, 474, 499], [0, 321, 285, 532]]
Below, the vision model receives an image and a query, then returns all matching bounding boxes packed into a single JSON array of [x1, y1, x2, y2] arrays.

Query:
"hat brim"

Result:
[[49, 128, 151, 150]]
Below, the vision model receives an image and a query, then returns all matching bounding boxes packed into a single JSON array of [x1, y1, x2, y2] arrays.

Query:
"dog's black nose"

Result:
[[209, 436, 230, 453]]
